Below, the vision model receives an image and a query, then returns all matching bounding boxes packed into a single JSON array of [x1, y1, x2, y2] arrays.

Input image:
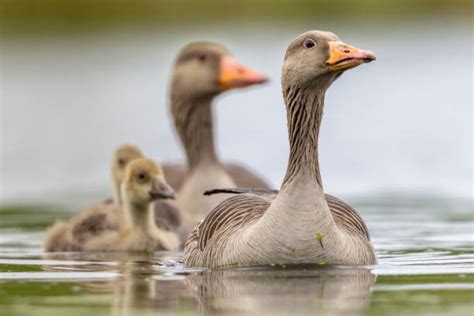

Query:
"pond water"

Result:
[[1, 19, 473, 316], [0, 195, 473, 315]]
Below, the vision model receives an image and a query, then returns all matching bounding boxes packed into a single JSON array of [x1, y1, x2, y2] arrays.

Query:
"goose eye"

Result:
[[303, 39, 316, 48], [137, 172, 148, 182], [198, 54, 207, 62], [118, 158, 126, 168]]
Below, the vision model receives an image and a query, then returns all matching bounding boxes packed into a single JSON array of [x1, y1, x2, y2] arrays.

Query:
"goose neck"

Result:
[[171, 94, 219, 170], [281, 84, 326, 191], [123, 199, 156, 233]]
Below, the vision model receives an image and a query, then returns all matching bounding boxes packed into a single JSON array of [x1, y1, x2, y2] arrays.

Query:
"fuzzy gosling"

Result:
[[84, 158, 180, 252], [43, 144, 143, 252]]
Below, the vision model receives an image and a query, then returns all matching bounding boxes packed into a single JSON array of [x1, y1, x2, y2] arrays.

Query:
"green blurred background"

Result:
[[1, 0, 471, 35]]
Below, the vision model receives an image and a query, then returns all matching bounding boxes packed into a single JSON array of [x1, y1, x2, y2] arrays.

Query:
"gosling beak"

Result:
[[326, 41, 376, 71], [149, 177, 176, 200], [219, 55, 268, 91]]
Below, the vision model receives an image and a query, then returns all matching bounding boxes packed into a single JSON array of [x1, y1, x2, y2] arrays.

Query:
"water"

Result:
[[0, 195, 473, 315], [1, 20, 473, 316]]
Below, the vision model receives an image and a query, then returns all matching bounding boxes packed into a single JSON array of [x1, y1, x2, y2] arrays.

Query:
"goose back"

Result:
[[162, 162, 270, 191]]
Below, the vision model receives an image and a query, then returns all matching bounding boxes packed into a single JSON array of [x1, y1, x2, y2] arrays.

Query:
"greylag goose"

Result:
[[83, 158, 180, 251], [184, 31, 377, 268], [43, 144, 144, 251], [44, 144, 181, 251], [161, 42, 269, 221], [83, 158, 180, 252]]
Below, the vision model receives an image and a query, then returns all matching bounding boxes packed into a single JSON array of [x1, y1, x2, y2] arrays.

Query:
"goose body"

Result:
[[184, 31, 377, 268], [162, 42, 269, 225], [177, 162, 235, 220], [162, 162, 270, 191]]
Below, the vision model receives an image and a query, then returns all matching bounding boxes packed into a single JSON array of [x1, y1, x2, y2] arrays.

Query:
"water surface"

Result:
[[1, 195, 472, 316]]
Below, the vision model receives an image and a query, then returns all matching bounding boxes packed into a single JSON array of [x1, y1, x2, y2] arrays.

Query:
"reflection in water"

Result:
[[185, 266, 375, 316], [111, 260, 191, 316], [41, 252, 375, 316], [42, 252, 196, 314]]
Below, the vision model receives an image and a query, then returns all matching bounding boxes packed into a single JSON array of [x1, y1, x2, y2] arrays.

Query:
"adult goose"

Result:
[[161, 42, 269, 220], [184, 31, 377, 268]]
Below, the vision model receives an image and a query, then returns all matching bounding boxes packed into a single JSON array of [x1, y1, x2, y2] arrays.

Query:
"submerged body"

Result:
[[184, 31, 378, 268]]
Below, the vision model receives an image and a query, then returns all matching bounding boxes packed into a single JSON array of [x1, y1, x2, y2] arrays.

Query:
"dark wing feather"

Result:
[[204, 188, 279, 197], [201, 188, 370, 243]]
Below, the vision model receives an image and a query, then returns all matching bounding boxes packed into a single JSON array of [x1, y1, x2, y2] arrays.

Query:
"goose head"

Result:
[[111, 144, 144, 202], [282, 30, 375, 90], [121, 158, 176, 207], [171, 42, 268, 100]]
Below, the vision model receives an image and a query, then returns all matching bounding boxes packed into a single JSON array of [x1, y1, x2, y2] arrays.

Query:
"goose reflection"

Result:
[[41, 253, 375, 315], [111, 259, 192, 316], [185, 265, 375, 316], [42, 252, 195, 314]]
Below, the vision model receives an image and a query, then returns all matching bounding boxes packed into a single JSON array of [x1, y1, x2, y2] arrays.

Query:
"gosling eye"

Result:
[[118, 158, 126, 168], [137, 172, 148, 182], [303, 39, 316, 49], [197, 54, 207, 62]]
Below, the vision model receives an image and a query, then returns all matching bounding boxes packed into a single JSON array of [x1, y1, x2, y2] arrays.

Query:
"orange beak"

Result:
[[326, 41, 376, 71], [219, 56, 268, 91]]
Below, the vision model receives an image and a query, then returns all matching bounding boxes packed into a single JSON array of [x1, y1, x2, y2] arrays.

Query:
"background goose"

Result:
[[184, 31, 377, 268], [161, 42, 269, 221]]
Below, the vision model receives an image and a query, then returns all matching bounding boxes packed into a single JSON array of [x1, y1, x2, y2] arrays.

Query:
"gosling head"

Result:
[[111, 144, 144, 203], [171, 42, 268, 100], [121, 158, 176, 208], [282, 30, 375, 90]]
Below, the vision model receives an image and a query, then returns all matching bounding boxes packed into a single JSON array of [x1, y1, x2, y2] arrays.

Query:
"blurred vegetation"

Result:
[[0, 204, 72, 230], [369, 288, 474, 316], [0, 0, 472, 35]]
